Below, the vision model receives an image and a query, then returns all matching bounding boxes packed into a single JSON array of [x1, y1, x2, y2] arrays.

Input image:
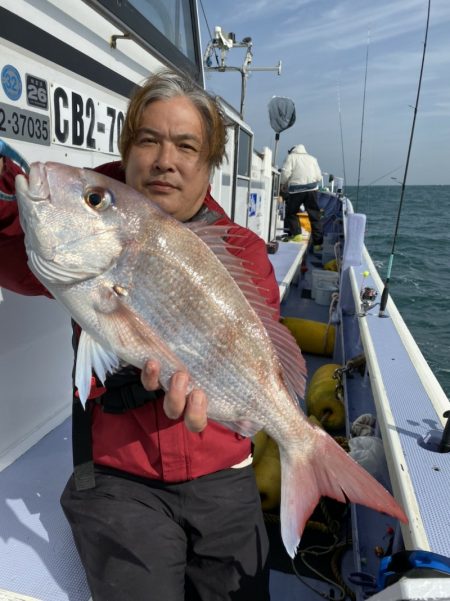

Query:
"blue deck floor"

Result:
[[0, 416, 348, 601]]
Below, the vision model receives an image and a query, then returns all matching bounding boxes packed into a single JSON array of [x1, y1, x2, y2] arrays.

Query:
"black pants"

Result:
[[61, 466, 270, 601], [284, 190, 323, 245]]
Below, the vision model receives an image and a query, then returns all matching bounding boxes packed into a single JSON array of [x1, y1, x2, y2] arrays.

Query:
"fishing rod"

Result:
[[337, 80, 347, 190], [355, 30, 370, 212], [378, 0, 431, 317]]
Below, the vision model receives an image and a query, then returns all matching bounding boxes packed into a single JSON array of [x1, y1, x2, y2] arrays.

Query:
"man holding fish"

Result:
[[0, 69, 277, 599], [0, 68, 407, 601]]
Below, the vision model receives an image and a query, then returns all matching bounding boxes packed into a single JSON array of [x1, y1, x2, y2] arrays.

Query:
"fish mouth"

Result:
[[15, 163, 53, 256], [16, 162, 51, 203], [15, 162, 124, 287], [16, 162, 102, 282]]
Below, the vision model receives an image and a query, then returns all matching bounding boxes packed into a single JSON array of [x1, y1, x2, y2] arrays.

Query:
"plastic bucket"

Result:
[[315, 283, 337, 306], [311, 269, 339, 299]]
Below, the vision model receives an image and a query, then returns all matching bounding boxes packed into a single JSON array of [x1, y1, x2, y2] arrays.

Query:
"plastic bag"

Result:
[[351, 413, 376, 437], [348, 436, 389, 487]]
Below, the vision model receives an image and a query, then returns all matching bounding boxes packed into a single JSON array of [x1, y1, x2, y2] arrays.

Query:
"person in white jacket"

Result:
[[280, 144, 323, 249]]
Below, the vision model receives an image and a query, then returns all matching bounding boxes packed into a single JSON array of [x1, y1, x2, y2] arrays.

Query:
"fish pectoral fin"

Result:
[[94, 289, 187, 380], [75, 330, 120, 406], [215, 419, 261, 438]]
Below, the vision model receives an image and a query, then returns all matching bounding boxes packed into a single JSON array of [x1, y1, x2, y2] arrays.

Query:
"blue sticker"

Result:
[[248, 192, 259, 217], [1, 64, 22, 101]]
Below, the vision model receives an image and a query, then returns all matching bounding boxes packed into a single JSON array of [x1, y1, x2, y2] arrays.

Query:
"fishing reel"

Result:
[[360, 286, 377, 312]]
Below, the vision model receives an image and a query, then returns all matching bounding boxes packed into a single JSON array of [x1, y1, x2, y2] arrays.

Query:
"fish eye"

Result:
[[84, 187, 114, 211]]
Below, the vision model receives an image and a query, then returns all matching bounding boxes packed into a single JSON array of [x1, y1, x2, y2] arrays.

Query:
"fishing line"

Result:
[[378, 0, 431, 317], [355, 30, 370, 212], [358, 165, 403, 218], [367, 165, 403, 186]]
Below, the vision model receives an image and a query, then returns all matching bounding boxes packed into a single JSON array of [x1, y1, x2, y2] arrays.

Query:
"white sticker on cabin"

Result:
[[0, 102, 50, 146], [50, 84, 124, 155]]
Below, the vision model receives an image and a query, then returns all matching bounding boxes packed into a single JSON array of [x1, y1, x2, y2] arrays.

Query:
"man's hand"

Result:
[[141, 360, 208, 433]]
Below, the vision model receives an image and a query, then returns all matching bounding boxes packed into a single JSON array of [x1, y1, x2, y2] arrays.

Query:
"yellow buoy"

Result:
[[324, 259, 338, 271], [307, 363, 342, 393], [252, 436, 282, 511], [306, 378, 346, 431], [252, 430, 268, 465], [281, 317, 335, 356]]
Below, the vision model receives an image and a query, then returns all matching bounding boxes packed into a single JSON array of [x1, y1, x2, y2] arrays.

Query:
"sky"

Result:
[[198, 0, 450, 185]]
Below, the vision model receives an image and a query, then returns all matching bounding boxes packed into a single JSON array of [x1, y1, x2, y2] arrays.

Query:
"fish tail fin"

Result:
[[279, 432, 408, 558]]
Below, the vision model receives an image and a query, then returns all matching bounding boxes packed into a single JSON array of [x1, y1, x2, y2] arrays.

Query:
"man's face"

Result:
[[125, 96, 211, 222]]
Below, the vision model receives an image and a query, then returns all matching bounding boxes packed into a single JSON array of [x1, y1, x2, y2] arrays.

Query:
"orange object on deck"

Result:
[[297, 211, 311, 233]]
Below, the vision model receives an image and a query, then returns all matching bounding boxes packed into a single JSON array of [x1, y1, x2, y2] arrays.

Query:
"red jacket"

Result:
[[0, 158, 280, 482]]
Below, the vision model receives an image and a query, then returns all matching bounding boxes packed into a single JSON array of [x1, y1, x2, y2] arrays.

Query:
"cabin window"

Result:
[[237, 128, 252, 178], [90, 0, 202, 81], [128, 0, 196, 61]]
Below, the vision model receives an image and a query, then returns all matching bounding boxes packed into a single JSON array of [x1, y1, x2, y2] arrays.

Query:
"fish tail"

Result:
[[279, 432, 408, 558]]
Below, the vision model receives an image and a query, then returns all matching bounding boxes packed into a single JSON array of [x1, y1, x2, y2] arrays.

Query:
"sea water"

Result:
[[346, 185, 450, 399]]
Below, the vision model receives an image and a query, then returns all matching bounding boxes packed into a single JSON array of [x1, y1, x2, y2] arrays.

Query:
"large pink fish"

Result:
[[15, 162, 407, 557]]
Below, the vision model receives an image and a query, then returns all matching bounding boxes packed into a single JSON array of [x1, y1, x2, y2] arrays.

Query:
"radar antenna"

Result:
[[203, 26, 281, 118]]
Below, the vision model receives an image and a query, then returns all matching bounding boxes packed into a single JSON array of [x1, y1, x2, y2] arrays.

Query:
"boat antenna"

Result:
[[355, 30, 370, 212], [378, 0, 431, 317], [203, 26, 281, 119]]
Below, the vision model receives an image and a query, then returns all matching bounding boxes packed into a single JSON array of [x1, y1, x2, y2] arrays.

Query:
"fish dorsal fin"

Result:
[[260, 314, 307, 400], [186, 221, 307, 399], [76, 330, 120, 406]]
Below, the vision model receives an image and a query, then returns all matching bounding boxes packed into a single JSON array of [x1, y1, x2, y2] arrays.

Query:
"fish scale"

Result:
[[117, 232, 275, 411]]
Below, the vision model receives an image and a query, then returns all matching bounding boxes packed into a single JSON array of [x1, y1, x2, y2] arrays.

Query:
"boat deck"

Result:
[[0, 414, 341, 601], [0, 418, 89, 601], [268, 237, 308, 300]]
